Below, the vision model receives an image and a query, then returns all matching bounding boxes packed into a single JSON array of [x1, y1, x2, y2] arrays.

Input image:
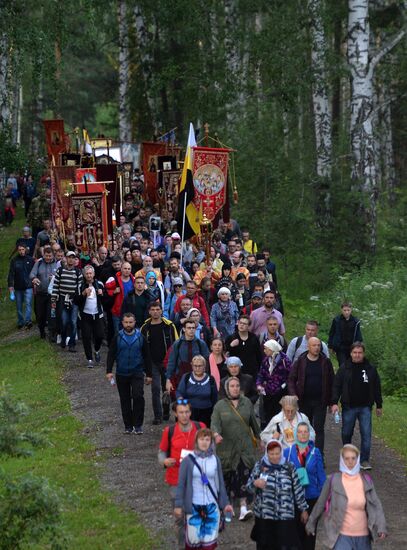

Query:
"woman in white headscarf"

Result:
[[306, 444, 387, 549], [247, 439, 308, 549], [256, 339, 292, 427], [210, 287, 239, 340]]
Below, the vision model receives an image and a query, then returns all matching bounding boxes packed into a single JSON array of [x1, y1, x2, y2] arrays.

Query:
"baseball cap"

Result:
[[251, 291, 263, 299], [66, 251, 77, 258], [172, 277, 183, 286]]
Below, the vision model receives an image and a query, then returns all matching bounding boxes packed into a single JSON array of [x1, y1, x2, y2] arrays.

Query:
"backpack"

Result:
[[167, 421, 201, 453], [294, 336, 303, 354]]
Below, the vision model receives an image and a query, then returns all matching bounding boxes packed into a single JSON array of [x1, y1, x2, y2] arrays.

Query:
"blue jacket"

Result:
[[106, 329, 152, 377], [284, 441, 326, 500], [166, 336, 209, 379]]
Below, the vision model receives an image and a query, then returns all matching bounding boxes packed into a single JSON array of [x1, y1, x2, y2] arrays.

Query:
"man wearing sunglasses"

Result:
[[158, 399, 205, 548]]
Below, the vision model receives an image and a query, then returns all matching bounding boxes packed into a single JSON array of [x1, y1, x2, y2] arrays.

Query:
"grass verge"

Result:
[[0, 337, 153, 549], [372, 397, 407, 464]]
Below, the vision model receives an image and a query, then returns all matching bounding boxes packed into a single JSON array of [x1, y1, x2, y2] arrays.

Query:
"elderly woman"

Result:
[[247, 439, 308, 550], [284, 422, 326, 550], [261, 395, 315, 448], [211, 376, 261, 521], [176, 355, 218, 427], [218, 356, 258, 404], [256, 339, 292, 426], [210, 287, 239, 340], [306, 444, 387, 549], [174, 428, 233, 550], [185, 307, 212, 347], [76, 264, 105, 368]]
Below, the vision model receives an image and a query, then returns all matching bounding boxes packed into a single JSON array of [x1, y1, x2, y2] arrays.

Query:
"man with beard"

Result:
[[250, 290, 285, 338]]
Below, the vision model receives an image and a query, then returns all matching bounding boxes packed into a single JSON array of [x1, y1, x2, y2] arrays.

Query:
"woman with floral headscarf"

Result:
[[306, 444, 387, 549], [174, 428, 233, 550], [210, 287, 239, 340], [247, 439, 308, 549], [211, 376, 260, 521], [256, 339, 292, 427]]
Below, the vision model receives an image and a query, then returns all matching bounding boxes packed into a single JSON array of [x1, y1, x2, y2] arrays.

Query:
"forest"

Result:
[[1, 0, 407, 384]]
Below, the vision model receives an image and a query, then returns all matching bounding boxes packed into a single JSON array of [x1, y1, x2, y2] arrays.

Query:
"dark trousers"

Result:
[[297, 498, 317, 550], [300, 399, 327, 454], [263, 391, 286, 428], [151, 361, 166, 420], [116, 373, 145, 429], [34, 293, 50, 335], [336, 349, 350, 367], [80, 312, 104, 360], [191, 407, 213, 427]]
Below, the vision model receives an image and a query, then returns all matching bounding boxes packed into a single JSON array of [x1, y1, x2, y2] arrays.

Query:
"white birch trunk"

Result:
[[224, 0, 240, 127], [0, 33, 11, 129], [134, 3, 161, 130], [347, 0, 405, 249], [308, 0, 332, 179], [118, 0, 131, 142]]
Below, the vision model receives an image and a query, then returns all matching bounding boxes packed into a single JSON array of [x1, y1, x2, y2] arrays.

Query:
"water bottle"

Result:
[[334, 411, 341, 424], [10, 290, 15, 301], [50, 306, 56, 319], [110, 377, 116, 386], [224, 511, 233, 523]]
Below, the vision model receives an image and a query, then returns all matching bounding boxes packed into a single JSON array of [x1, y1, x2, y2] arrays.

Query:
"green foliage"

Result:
[[0, 471, 66, 550], [305, 265, 407, 395], [0, 130, 29, 173], [0, 382, 47, 456]]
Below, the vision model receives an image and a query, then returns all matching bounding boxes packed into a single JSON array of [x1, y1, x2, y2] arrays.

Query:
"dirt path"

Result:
[[7, 327, 406, 549]]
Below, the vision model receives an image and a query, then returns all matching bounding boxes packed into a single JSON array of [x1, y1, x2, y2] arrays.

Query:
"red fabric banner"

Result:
[[43, 120, 66, 158], [76, 168, 97, 183], [192, 147, 230, 221], [71, 193, 108, 252], [142, 142, 181, 202], [52, 166, 76, 232]]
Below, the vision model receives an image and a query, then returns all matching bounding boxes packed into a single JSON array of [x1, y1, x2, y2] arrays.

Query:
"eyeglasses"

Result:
[[176, 398, 189, 405]]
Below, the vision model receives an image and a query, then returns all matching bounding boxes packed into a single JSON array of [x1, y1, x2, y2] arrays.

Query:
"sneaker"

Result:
[[94, 351, 101, 363], [17, 324, 24, 329], [123, 428, 133, 434], [25, 322, 33, 329], [56, 334, 62, 344], [361, 461, 372, 470], [134, 426, 143, 435], [87, 360, 94, 368], [239, 507, 253, 521], [152, 417, 163, 425]]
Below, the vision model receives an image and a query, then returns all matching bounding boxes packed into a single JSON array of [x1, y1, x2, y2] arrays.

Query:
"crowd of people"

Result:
[[5, 171, 387, 550]]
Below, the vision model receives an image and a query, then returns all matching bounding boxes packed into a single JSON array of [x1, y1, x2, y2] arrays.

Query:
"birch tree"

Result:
[[0, 34, 11, 129], [118, 0, 131, 141], [347, 0, 405, 249], [308, 0, 332, 179]]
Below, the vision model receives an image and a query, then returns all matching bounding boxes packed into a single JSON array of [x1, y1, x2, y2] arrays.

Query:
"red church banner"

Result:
[[192, 147, 230, 221], [43, 119, 66, 158], [142, 141, 181, 202], [71, 193, 108, 253]]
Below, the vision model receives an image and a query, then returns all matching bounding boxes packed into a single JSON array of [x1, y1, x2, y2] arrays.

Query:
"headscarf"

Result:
[[145, 271, 157, 285], [224, 376, 240, 400], [194, 435, 215, 459], [225, 356, 242, 369], [186, 307, 200, 320], [294, 422, 310, 449], [339, 444, 361, 476], [264, 339, 282, 354], [262, 440, 285, 470]]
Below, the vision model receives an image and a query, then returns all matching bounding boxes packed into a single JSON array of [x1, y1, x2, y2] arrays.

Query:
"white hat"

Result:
[[217, 287, 231, 297], [264, 339, 282, 353], [171, 232, 181, 239]]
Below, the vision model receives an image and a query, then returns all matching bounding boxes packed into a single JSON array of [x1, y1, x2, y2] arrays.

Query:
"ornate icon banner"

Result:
[[192, 147, 230, 220]]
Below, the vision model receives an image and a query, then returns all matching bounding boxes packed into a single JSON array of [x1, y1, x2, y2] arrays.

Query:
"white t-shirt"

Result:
[[83, 285, 98, 314]]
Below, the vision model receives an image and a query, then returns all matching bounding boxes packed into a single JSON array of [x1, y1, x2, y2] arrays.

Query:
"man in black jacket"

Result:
[[121, 275, 150, 328], [8, 244, 35, 329], [328, 301, 363, 366], [225, 314, 262, 378], [141, 302, 178, 424], [331, 342, 382, 470]]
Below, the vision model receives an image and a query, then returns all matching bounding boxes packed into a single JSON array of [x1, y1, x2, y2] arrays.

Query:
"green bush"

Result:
[[306, 264, 407, 395], [0, 382, 46, 456], [0, 472, 66, 549]]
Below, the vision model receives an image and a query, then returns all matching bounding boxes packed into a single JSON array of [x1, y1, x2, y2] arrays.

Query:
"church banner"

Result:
[[160, 170, 181, 220], [43, 119, 66, 158], [71, 193, 107, 253], [51, 165, 76, 232], [142, 141, 181, 202], [191, 147, 230, 220]]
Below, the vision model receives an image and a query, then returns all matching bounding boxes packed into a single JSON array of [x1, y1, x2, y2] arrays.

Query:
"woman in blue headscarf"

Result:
[[284, 422, 326, 550], [145, 270, 165, 309], [247, 439, 308, 550]]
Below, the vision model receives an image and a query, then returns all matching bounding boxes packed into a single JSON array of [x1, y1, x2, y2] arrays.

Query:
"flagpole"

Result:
[[180, 190, 187, 266]]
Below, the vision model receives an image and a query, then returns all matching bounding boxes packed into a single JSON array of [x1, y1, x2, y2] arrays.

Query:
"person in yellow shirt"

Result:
[[242, 228, 257, 255]]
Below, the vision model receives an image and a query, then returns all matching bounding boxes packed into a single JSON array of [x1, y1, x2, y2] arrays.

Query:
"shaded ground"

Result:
[[6, 329, 407, 549]]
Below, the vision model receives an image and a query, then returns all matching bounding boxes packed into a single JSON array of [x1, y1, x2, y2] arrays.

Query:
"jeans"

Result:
[[334, 534, 371, 550], [151, 361, 166, 420], [341, 406, 372, 463], [112, 314, 121, 335], [116, 373, 145, 429], [15, 288, 33, 326], [60, 303, 79, 349], [300, 399, 327, 454]]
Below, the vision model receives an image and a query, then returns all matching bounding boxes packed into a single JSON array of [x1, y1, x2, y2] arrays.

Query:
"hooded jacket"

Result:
[[332, 358, 382, 409]]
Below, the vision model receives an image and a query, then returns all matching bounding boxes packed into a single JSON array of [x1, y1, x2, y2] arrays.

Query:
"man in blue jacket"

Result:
[[328, 301, 362, 366], [106, 312, 152, 434], [8, 244, 35, 329]]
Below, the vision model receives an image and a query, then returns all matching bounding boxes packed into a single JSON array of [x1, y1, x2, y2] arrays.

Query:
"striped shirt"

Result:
[[52, 267, 83, 300]]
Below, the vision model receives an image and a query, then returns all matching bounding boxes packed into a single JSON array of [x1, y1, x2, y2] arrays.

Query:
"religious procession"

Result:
[[3, 120, 388, 550], [1, 1, 407, 549]]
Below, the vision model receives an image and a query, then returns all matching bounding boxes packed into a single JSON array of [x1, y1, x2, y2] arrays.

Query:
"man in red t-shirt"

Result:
[[158, 400, 205, 548]]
